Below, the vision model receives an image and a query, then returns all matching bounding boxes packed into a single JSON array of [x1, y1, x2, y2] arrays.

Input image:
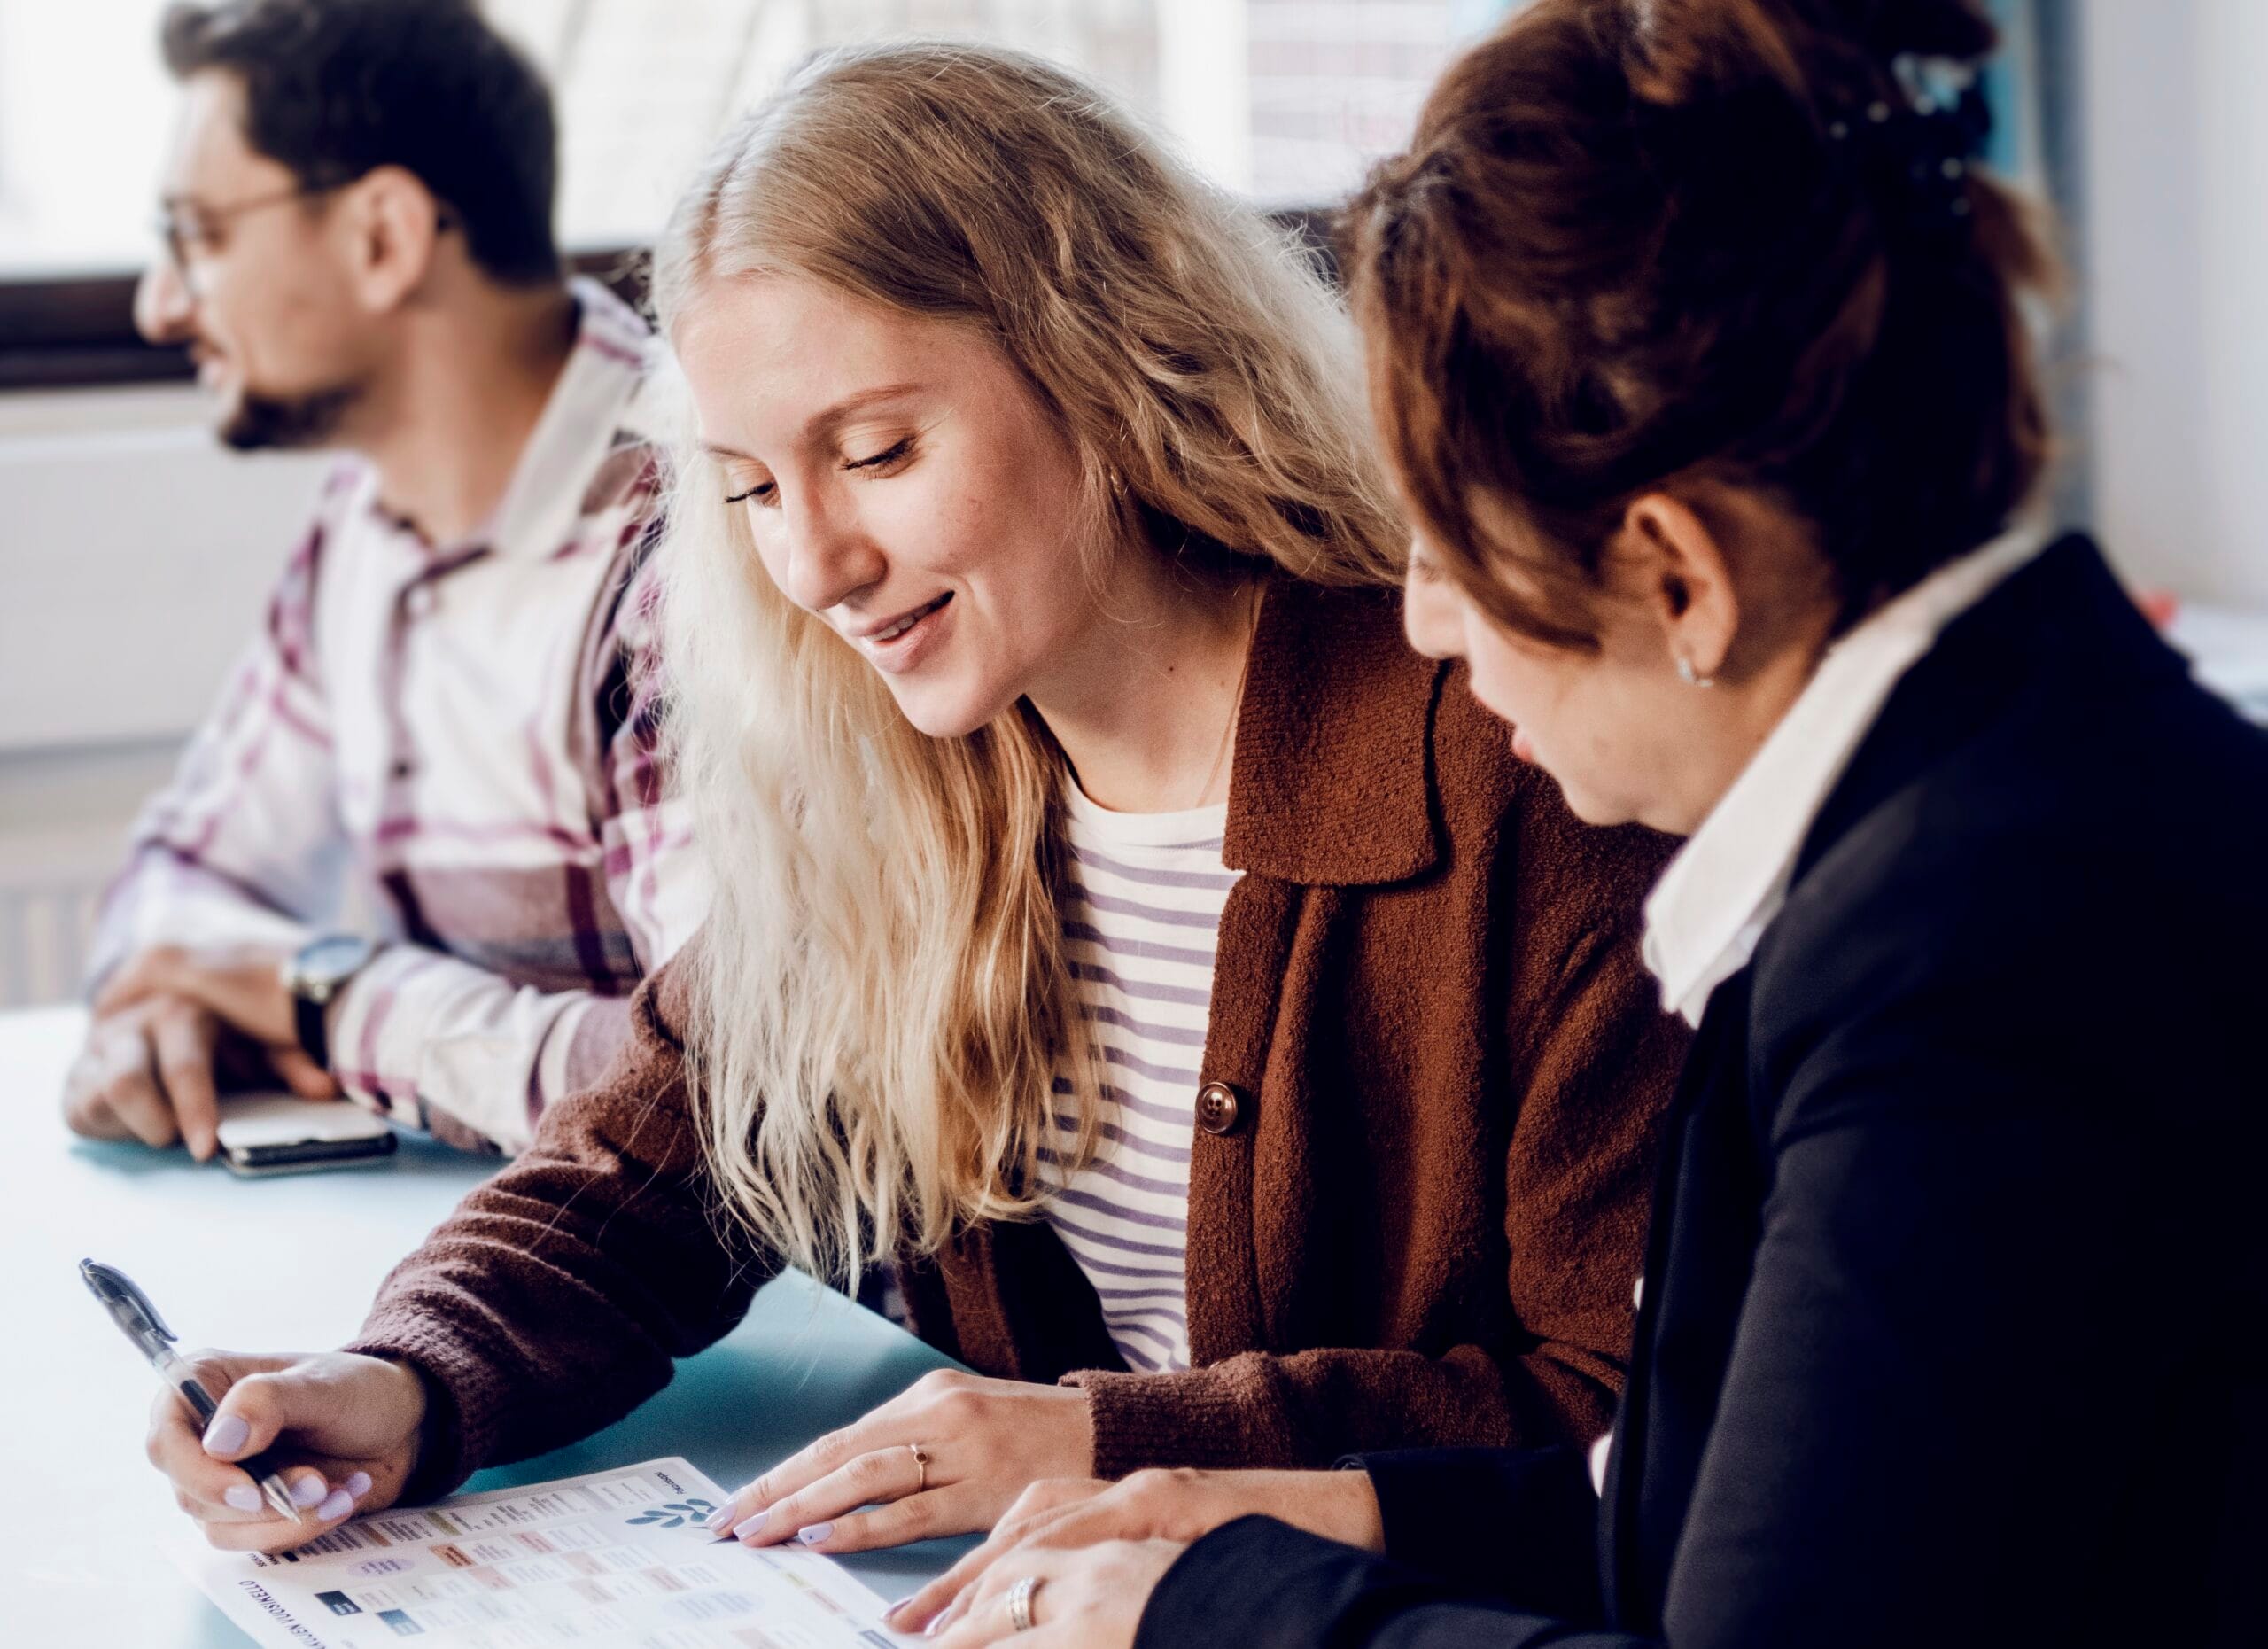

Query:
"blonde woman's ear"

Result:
[[1400, 543, 1468, 664]]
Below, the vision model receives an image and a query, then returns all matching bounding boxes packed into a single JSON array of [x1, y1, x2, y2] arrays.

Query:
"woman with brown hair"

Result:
[[138, 40, 1684, 1567], [900, 1, 2268, 1644]]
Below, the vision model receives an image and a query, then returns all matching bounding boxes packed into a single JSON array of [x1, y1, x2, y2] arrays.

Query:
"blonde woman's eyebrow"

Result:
[[802, 383, 926, 446], [699, 385, 929, 466]]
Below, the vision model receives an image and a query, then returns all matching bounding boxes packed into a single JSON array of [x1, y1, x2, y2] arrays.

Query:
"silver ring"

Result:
[[1006, 1575, 1041, 1632]]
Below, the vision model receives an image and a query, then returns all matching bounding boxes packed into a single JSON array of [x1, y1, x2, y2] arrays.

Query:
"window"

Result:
[[0, 1, 178, 276], [0, 0, 1512, 284], [501, 0, 1518, 234]]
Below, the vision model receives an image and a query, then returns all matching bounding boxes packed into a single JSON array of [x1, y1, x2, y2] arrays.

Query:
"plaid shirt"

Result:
[[90, 278, 704, 1154]]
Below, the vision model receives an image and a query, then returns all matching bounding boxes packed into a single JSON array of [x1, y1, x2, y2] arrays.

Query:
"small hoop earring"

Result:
[[1675, 655, 1717, 688]]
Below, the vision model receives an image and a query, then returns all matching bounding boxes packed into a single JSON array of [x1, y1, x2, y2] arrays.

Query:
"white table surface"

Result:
[[3, 1006, 968, 1644]]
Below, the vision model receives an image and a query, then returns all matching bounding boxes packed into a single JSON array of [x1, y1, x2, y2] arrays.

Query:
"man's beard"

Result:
[[218, 381, 364, 453]]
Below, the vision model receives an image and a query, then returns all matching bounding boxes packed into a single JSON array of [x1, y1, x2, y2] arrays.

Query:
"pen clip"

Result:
[[80, 1258, 178, 1354]]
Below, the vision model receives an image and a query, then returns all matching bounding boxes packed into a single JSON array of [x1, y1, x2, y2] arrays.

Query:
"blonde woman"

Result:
[[144, 42, 1687, 1566]]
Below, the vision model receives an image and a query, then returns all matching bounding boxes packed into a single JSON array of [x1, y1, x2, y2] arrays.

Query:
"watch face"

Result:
[[297, 934, 375, 989]]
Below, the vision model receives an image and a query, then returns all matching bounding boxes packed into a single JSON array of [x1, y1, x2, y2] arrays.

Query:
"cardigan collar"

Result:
[[1222, 578, 1443, 888]]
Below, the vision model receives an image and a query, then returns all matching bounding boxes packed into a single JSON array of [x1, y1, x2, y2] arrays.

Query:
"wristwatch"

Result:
[[280, 934, 381, 1072]]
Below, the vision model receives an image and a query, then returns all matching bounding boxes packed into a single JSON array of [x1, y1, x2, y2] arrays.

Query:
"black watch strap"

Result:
[[292, 989, 332, 1071], [285, 935, 379, 1073]]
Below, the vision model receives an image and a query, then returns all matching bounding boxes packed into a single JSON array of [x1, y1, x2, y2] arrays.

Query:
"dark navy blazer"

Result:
[[1139, 536, 2268, 1648]]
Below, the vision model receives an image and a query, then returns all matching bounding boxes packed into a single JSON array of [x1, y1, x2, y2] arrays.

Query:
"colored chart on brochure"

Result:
[[169, 1457, 908, 1647]]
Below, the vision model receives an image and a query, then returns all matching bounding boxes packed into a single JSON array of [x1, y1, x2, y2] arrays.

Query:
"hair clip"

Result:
[[1826, 54, 1993, 237]]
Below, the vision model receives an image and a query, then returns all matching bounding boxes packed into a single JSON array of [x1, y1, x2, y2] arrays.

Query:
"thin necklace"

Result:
[[1189, 585, 1260, 810]]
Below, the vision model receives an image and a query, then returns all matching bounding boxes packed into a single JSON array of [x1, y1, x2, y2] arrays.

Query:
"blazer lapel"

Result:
[[1601, 967, 1754, 1630]]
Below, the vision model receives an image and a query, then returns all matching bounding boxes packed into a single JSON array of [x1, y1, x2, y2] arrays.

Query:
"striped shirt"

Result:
[[89, 278, 706, 1155], [1041, 784, 1241, 1373]]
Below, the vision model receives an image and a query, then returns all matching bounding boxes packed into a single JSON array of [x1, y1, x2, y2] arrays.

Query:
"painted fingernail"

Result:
[[202, 1414, 249, 1456], [345, 1472, 373, 1498], [733, 1512, 768, 1540], [796, 1521, 835, 1546], [223, 1484, 262, 1513], [290, 1476, 329, 1508], [704, 1505, 734, 1531], [316, 1488, 354, 1521]]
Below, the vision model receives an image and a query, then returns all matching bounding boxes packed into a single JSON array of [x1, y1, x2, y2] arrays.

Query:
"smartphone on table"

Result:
[[213, 1092, 397, 1178]]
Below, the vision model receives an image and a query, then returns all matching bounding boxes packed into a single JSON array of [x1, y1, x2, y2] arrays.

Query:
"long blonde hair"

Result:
[[652, 40, 1402, 1287]]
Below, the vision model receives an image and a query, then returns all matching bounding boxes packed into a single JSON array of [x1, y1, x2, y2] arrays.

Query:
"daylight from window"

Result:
[[0, 0, 1511, 276]]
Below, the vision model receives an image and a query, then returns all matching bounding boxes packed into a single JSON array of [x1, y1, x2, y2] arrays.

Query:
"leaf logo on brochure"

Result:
[[624, 1497, 717, 1530]]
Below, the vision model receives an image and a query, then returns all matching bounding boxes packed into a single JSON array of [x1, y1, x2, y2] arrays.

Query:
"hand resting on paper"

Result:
[[148, 1350, 425, 1552], [703, 1369, 1097, 1556], [930, 1536, 1185, 1649], [892, 1466, 1386, 1635]]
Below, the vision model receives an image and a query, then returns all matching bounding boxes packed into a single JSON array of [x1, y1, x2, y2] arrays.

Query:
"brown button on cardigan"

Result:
[[349, 579, 1690, 1499]]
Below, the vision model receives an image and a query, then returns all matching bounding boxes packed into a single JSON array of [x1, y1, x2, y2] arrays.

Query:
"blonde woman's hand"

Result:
[[703, 1370, 1093, 1554], [888, 1466, 1385, 1634], [932, 1537, 1186, 1649], [147, 1350, 426, 1554]]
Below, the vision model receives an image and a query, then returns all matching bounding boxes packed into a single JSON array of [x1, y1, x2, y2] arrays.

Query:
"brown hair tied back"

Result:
[[1348, 0, 2058, 645]]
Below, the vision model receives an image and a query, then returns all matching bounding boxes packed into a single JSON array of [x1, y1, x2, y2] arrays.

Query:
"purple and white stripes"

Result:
[[1039, 785, 1240, 1373], [89, 278, 706, 1155]]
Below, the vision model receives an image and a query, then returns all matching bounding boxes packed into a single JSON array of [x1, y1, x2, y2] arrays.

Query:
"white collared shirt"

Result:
[[1642, 528, 2049, 1028]]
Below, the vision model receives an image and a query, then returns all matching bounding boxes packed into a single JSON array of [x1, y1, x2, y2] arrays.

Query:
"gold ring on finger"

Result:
[[907, 1441, 929, 1493]]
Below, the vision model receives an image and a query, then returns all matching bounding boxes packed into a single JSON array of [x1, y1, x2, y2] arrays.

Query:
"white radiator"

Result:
[[0, 850, 105, 1009], [0, 741, 178, 1010]]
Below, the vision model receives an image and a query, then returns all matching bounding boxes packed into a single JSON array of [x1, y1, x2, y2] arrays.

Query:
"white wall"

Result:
[[2079, 0, 2268, 608], [0, 386, 325, 755], [0, 387, 322, 1002], [2192, 0, 2268, 609]]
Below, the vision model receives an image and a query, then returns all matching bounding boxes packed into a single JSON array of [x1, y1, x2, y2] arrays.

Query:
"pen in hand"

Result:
[[80, 1257, 307, 1526]]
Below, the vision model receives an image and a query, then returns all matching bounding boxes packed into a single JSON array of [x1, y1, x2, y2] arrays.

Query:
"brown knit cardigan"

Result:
[[349, 580, 1690, 1499]]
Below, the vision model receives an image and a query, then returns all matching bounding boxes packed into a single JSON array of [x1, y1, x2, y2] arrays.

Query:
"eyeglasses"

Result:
[[155, 183, 338, 286], [154, 183, 460, 292]]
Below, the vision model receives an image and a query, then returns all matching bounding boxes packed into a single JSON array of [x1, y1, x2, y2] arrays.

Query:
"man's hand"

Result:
[[97, 941, 304, 1049], [63, 994, 232, 1160], [66, 945, 340, 1161]]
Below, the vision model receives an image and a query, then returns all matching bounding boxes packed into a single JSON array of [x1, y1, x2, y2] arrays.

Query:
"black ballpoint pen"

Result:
[[80, 1258, 305, 1525]]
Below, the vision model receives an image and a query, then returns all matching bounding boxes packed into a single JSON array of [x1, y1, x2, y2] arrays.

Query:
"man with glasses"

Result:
[[62, 0, 704, 1160]]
